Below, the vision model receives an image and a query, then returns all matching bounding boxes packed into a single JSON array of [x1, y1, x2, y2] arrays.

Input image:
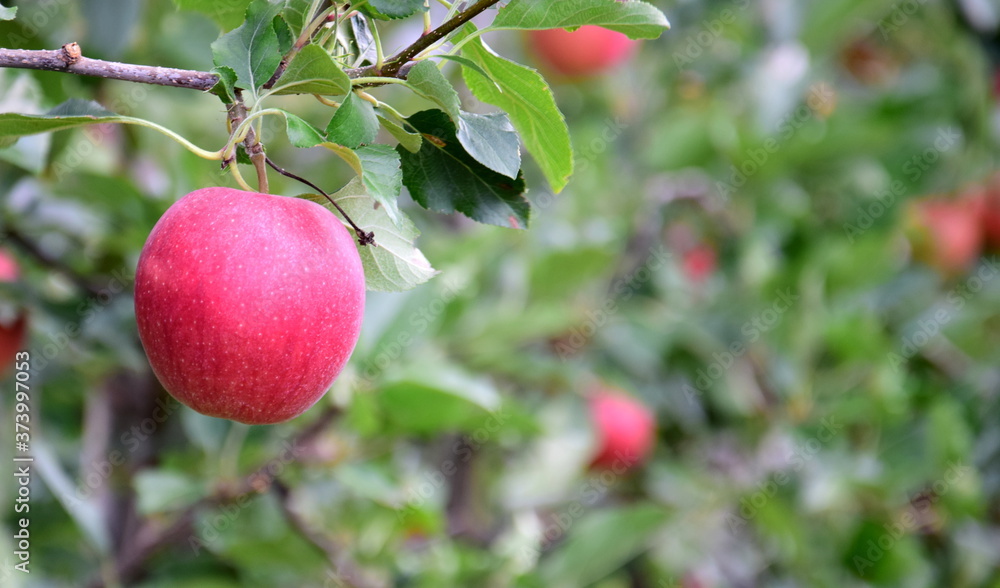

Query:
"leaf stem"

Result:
[[369, 19, 386, 73], [229, 163, 255, 192], [124, 118, 223, 160], [313, 94, 341, 107], [350, 76, 410, 87], [446, 27, 489, 55], [265, 157, 376, 247], [219, 422, 250, 480]]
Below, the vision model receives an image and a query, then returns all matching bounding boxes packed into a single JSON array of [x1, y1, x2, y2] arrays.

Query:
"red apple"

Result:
[[906, 197, 983, 275], [528, 25, 637, 78], [682, 244, 717, 284], [588, 389, 655, 470], [0, 249, 27, 373], [134, 187, 366, 425], [0, 250, 19, 281]]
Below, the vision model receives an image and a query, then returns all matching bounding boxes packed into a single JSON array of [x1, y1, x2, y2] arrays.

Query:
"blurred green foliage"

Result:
[[2, 0, 1000, 587]]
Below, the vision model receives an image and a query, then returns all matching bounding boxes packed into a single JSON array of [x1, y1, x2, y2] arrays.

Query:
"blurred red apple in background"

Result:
[[682, 243, 717, 284], [0, 249, 27, 373], [905, 196, 983, 275], [589, 389, 655, 470], [528, 25, 637, 78], [135, 188, 366, 425]]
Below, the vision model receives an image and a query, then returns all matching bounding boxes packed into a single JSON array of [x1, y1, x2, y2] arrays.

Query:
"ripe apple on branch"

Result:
[[0, 0, 670, 424]]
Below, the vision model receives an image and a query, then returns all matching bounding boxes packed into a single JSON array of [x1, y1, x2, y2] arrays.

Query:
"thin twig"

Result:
[[265, 157, 376, 247], [0, 0, 503, 91], [0, 45, 218, 91], [272, 479, 374, 588]]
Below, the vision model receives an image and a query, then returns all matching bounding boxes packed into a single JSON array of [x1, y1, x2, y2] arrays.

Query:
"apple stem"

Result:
[[264, 157, 377, 247]]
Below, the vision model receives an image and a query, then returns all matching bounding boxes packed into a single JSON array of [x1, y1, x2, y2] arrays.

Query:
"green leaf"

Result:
[[539, 504, 669, 587], [270, 43, 352, 96], [0, 71, 49, 168], [406, 60, 461, 119], [348, 12, 379, 65], [378, 362, 502, 435], [282, 0, 318, 37], [0, 4, 17, 20], [431, 54, 499, 90], [172, 0, 253, 30], [0, 99, 142, 139], [321, 143, 404, 228], [326, 91, 379, 148], [280, 110, 326, 147], [211, 65, 238, 102], [360, 0, 427, 20], [492, 0, 670, 39], [273, 14, 294, 54], [236, 144, 253, 165], [375, 108, 422, 153], [306, 178, 437, 292], [210, 0, 285, 99], [399, 109, 529, 229], [460, 31, 573, 192], [406, 61, 520, 175], [457, 112, 521, 179]]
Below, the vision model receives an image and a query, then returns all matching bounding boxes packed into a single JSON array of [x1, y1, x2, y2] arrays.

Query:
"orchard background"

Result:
[[2, 0, 1000, 586]]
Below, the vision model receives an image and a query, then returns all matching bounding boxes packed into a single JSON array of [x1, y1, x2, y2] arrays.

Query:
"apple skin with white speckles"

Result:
[[134, 188, 365, 425]]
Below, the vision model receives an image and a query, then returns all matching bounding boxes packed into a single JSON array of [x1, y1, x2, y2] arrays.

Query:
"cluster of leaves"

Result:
[[0, 0, 668, 292]]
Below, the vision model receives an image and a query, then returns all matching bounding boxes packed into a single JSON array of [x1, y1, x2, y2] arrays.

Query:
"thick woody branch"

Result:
[[0, 44, 219, 91], [0, 0, 502, 92]]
